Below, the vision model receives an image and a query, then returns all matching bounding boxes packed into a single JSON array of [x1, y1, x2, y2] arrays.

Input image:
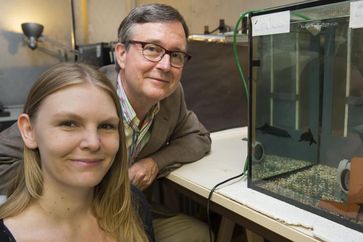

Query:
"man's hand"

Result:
[[128, 157, 159, 190]]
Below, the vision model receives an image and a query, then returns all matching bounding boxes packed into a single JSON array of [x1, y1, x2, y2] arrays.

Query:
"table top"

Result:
[[167, 127, 363, 242]]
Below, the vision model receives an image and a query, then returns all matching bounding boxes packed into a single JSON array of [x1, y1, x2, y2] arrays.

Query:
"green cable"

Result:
[[292, 12, 310, 21], [232, 11, 255, 174], [232, 11, 252, 101], [232, 10, 309, 100]]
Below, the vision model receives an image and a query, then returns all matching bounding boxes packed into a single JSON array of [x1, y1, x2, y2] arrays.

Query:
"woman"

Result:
[[0, 63, 148, 242]]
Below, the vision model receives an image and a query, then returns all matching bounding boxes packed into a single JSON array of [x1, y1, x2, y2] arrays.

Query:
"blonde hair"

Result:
[[0, 62, 148, 242]]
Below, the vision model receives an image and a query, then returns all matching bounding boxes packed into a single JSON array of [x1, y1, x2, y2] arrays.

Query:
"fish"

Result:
[[256, 123, 291, 138], [299, 128, 317, 145], [354, 124, 363, 143]]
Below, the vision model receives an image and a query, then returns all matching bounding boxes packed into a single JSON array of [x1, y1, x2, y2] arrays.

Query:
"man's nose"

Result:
[[156, 53, 171, 71]]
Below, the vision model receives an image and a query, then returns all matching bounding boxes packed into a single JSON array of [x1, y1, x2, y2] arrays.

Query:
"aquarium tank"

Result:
[[247, 0, 363, 232]]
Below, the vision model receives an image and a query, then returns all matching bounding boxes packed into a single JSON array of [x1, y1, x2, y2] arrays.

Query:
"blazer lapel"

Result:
[[137, 109, 169, 159]]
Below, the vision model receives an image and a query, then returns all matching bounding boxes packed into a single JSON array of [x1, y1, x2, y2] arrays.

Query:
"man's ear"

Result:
[[115, 43, 127, 69], [17, 114, 38, 149]]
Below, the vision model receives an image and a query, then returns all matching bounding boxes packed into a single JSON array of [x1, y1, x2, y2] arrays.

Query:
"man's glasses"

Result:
[[126, 40, 191, 68]]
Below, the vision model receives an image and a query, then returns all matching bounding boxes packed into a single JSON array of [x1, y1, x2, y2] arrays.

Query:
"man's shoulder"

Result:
[[0, 123, 23, 157], [156, 84, 185, 121], [161, 83, 183, 104], [0, 123, 21, 141], [98, 64, 117, 87]]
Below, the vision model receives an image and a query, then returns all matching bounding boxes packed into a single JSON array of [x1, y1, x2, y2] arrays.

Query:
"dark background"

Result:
[[182, 41, 249, 132]]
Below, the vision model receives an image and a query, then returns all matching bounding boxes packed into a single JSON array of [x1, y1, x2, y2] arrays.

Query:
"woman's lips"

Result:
[[71, 159, 103, 167]]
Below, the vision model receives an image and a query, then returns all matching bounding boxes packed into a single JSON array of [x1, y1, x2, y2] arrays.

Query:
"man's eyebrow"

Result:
[[144, 39, 186, 52]]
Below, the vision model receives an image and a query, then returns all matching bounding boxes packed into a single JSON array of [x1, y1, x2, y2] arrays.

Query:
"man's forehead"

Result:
[[130, 22, 187, 49], [131, 21, 184, 36]]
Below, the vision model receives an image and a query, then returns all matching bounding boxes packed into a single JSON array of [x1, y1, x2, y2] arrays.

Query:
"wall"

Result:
[[78, 0, 305, 43], [136, 0, 303, 34], [0, 0, 74, 106], [0, 0, 305, 107], [75, 0, 135, 44]]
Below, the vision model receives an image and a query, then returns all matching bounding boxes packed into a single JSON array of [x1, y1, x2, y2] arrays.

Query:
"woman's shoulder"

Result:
[[0, 219, 17, 242]]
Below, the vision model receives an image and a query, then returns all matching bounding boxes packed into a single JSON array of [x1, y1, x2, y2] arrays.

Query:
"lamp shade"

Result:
[[21, 22, 44, 38], [21, 22, 44, 49]]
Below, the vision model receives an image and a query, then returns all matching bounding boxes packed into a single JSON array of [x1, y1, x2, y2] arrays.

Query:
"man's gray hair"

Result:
[[118, 3, 189, 43]]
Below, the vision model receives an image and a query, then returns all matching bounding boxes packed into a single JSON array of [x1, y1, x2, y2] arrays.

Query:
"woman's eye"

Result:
[[99, 123, 117, 130], [60, 120, 77, 127]]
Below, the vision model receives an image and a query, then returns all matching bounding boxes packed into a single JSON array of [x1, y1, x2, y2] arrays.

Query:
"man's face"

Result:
[[115, 21, 187, 107]]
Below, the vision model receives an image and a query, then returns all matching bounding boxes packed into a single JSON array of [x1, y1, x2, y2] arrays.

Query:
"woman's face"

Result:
[[24, 83, 120, 190]]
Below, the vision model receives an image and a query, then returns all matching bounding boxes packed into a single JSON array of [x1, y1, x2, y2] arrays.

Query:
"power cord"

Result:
[[205, 11, 254, 242], [207, 157, 248, 242]]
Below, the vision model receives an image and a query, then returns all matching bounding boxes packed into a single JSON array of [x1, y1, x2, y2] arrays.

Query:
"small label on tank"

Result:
[[350, 1, 363, 29], [252, 11, 290, 37]]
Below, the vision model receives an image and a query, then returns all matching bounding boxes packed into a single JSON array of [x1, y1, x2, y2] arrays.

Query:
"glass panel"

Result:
[[249, 0, 363, 232]]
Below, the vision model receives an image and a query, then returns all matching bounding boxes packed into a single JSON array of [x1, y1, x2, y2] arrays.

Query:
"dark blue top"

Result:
[[131, 185, 155, 242], [0, 219, 15, 242]]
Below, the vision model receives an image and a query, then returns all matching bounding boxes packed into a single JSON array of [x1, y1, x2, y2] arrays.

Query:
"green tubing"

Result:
[[232, 12, 251, 101]]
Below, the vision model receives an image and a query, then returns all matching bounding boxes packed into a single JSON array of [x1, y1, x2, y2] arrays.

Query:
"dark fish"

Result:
[[256, 123, 291, 138], [299, 128, 317, 145], [354, 124, 363, 143]]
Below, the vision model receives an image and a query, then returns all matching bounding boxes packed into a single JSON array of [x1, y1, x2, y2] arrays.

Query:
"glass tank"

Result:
[[247, 0, 363, 232]]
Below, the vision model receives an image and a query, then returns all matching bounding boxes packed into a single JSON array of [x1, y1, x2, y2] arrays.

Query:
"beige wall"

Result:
[[0, 0, 74, 105], [76, 0, 304, 44], [0, 0, 305, 105], [74, 0, 136, 44], [87, 0, 133, 43], [136, 0, 303, 34]]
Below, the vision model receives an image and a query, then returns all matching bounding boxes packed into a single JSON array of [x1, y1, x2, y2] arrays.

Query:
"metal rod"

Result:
[[344, 27, 352, 137], [70, 0, 77, 59]]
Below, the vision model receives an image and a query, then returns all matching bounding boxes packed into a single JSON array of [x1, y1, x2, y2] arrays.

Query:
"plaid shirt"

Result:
[[116, 75, 160, 164]]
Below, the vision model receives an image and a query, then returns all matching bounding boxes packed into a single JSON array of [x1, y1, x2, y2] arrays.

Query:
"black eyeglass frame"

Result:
[[125, 40, 192, 68]]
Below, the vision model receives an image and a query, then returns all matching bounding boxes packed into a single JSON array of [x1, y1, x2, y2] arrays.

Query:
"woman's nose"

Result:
[[80, 129, 101, 151]]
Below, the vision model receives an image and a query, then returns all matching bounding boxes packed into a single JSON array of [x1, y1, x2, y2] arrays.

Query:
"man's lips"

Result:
[[148, 77, 169, 83]]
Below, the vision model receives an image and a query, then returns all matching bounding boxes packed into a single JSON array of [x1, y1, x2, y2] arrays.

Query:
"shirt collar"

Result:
[[116, 74, 160, 130]]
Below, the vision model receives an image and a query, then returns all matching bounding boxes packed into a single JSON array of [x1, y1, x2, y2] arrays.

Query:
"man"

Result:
[[111, 3, 212, 241], [0, 3, 212, 242]]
